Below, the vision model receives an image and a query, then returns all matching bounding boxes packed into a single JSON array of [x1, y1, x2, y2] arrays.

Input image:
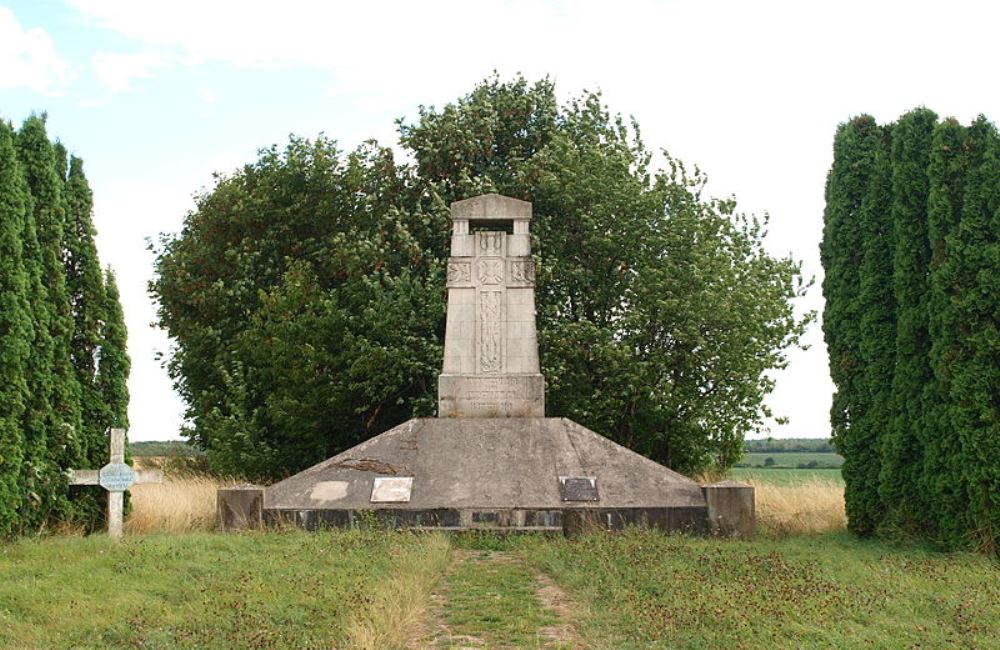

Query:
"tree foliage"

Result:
[[0, 112, 129, 536], [0, 120, 32, 536], [16, 115, 84, 525], [60, 153, 111, 523], [152, 75, 810, 481], [882, 108, 936, 533], [820, 115, 884, 535], [823, 109, 1000, 554]]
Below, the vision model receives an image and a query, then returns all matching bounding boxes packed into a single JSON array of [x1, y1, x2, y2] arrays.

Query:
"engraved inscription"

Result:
[[447, 260, 471, 284], [478, 231, 503, 256], [509, 259, 535, 285], [460, 376, 537, 400], [479, 290, 502, 373], [477, 259, 503, 285]]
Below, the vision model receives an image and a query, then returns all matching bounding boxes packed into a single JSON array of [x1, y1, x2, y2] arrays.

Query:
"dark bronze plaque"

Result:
[[559, 476, 599, 502]]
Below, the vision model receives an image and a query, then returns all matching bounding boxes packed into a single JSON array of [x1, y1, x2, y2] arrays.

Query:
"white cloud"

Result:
[[93, 50, 172, 92], [0, 6, 70, 93]]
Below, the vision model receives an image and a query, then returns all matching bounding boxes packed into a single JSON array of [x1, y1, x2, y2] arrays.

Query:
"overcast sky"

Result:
[[3, 0, 998, 441]]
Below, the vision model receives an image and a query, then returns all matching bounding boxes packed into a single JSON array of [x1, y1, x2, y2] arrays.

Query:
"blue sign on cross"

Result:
[[99, 462, 136, 491]]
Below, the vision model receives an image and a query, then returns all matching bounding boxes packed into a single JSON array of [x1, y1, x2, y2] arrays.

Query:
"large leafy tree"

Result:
[[152, 139, 443, 477], [0, 121, 32, 536], [152, 75, 810, 480]]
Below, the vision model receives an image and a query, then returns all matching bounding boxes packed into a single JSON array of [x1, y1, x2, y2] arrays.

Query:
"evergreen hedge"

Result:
[[0, 114, 130, 536], [823, 110, 1000, 554]]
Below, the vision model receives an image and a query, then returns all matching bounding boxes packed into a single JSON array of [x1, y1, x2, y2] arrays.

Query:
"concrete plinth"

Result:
[[263, 418, 708, 534], [217, 485, 264, 531], [701, 480, 755, 538]]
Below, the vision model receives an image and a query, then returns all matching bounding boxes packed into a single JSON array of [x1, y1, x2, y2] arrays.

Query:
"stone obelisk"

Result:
[[438, 194, 545, 417]]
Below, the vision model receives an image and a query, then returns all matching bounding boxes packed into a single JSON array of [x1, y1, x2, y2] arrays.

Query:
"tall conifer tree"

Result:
[[942, 118, 1000, 552], [0, 121, 32, 537], [821, 115, 883, 535], [62, 154, 108, 525], [98, 269, 130, 431], [856, 125, 896, 533], [880, 108, 936, 533], [52, 142, 68, 183], [16, 115, 83, 524], [924, 118, 970, 545]]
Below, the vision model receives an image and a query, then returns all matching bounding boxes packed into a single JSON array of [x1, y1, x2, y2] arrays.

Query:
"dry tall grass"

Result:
[[750, 477, 847, 536], [125, 465, 846, 539], [126, 476, 239, 534], [345, 534, 452, 649]]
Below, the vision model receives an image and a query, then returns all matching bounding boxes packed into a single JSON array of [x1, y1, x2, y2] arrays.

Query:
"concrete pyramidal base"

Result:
[[263, 418, 708, 533]]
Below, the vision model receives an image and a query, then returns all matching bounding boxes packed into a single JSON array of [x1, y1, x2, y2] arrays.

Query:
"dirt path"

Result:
[[419, 548, 583, 649]]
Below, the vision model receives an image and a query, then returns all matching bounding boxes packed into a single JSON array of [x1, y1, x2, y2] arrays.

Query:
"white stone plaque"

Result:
[[370, 477, 414, 503], [99, 462, 136, 491]]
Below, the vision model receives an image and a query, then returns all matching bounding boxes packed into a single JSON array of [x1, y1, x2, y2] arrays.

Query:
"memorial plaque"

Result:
[[370, 476, 414, 503], [99, 462, 136, 491], [559, 476, 599, 502]]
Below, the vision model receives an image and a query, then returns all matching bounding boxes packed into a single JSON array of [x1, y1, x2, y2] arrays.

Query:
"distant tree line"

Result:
[[822, 109, 1000, 554], [150, 75, 811, 482], [743, 438, 835, 453], [0, 114, 130, 537], [130, 441, 203, 457]]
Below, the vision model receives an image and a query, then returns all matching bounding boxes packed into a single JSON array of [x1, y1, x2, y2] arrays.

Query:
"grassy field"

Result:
[[729, 467, 844, 485], [0, 530, 449, 649], [514, 530, 1000, 648], [2, 530, 996, 649], [4, 466, 993, 648]]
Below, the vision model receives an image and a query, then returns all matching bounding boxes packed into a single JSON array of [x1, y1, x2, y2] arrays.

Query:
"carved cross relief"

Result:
[[475, 231, 505, 374]]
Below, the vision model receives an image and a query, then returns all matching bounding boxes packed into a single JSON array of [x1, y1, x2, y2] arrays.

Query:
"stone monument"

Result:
[[438, 195, 544, 418], [231, 194, 753, 536]]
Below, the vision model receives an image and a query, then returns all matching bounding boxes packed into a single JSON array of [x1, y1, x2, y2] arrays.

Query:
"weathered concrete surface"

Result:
[[217, 485, 264, 531], [264, 418, 708, 532], [701, 480, 755, 538]]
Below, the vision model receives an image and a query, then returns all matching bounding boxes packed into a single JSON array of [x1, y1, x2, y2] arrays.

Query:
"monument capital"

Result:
[[450, 193, 532, 221]]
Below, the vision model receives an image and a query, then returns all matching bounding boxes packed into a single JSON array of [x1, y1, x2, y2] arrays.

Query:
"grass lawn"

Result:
[[2, 529, 996, 649], [516, 531, 1000, 649], [0, 530, 448, 649]]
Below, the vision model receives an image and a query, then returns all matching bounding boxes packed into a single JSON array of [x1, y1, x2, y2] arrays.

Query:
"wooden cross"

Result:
[[68, 428, 162, 539]]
